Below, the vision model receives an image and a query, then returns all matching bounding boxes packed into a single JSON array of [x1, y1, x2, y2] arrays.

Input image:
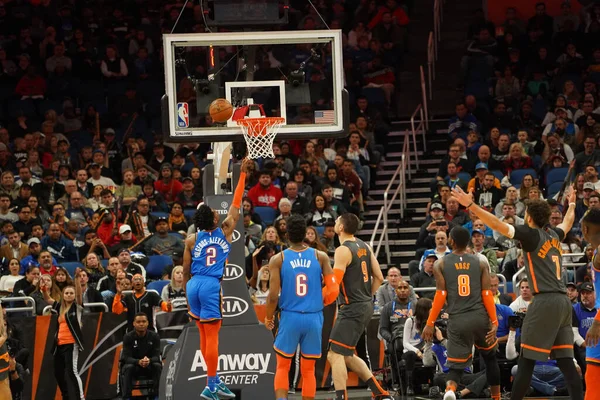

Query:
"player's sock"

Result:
[[365, 377, 388, 395], [203, 321, 222, 392], [335, 389, 347, 399], [300, 358, 316, 398]]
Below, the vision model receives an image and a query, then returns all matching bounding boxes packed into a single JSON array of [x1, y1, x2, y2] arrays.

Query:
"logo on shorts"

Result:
[[177, 102, 189, 128], [222, 296, 249, 317], [223, 264, 244, 281], [232, 230, 241, 243]]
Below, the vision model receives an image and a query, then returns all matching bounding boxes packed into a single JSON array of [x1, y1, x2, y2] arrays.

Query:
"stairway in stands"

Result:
[[357, 119, 450, 275]]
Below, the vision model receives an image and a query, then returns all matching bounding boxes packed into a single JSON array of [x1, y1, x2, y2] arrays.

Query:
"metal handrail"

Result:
[[84, 302, 109, 312], [420, 66, 429, 132], [427, 32, 434, 101], [410, 103, 427, 157], [369, 133, 410, 264], [498, 273, 508, 294], [0, 296, 36, 315]]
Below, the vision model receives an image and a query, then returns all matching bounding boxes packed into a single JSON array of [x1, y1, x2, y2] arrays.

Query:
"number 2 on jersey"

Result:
[[296, 274, 307, 297], [458, 274, 470, 297], [206, 247, 217, 266]]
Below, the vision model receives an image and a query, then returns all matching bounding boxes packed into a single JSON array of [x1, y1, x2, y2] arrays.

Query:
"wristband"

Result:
[[569, 202, 576, 207]]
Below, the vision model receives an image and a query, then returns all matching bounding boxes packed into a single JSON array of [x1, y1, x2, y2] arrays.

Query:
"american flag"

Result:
[[314, 110, 335, 124]]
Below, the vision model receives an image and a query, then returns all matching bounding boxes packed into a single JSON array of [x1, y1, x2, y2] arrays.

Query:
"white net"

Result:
[[237, 117, 285, 159]]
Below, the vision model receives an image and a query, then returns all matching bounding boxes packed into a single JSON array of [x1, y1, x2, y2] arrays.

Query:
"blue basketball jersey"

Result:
[[587, 251, 600, 365], [279, 247, 323, 313], [190, 228, 231, 279]]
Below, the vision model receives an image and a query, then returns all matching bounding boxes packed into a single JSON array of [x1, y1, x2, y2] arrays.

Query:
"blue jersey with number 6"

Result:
[[191, 228, 231, 279], [279, 247, 323, 313]]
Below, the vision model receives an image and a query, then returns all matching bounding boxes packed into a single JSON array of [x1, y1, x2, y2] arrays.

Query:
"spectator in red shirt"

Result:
[[246, 170, 283, 210], [153, 163, 182, 205], [367, 0, 410, 30], [15, 65, 46, 99], [339, 159, 363, 209], [504, 143, 533, 175]]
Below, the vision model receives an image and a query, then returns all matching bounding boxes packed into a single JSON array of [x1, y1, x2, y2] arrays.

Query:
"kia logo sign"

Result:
[[222, 296, 249, 318], [223, 264, 243, 281], [232, 230, 241, 243]]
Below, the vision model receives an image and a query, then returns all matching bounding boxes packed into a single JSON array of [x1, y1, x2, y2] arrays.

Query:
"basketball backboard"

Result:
[[162, 30, 348, 143]]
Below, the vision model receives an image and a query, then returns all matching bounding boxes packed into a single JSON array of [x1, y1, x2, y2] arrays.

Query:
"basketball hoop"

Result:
[[237, 117, 285, 159]]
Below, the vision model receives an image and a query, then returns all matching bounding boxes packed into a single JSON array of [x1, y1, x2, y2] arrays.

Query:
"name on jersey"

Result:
[[537, 238, 563, 259], [454, 262, 470, 270], [193, 237, 230, 257], [290, 259, 311, 269]]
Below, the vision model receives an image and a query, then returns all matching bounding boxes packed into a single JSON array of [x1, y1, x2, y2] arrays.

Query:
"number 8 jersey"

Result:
[[191, 228, 231, 279], [442, 252, 484, 316], [279, 247, 323, 313]]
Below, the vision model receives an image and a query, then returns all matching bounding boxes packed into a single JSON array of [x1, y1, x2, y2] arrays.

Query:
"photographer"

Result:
[[495, 303, 515, 359], [247, 242, 277, 289], [507, 312, 578, 396], [415, 203, 449, 251]]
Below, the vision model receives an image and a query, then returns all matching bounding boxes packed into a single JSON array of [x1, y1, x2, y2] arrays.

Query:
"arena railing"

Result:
[[427, 32, 434, 101], [511, 253, 585, 291], [1, 296, 36, 316], [369, 131, 410, 264]]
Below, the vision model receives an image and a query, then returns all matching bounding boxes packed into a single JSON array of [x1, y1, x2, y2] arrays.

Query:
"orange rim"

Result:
[[237, 117, 285, 137]]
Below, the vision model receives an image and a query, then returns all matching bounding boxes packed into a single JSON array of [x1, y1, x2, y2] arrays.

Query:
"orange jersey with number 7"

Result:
[[511, 225, 567, 295], [337, 239, 373, 305]]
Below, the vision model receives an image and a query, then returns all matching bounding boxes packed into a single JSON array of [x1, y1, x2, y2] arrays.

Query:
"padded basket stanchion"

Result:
[[237, 117, 285, 159]]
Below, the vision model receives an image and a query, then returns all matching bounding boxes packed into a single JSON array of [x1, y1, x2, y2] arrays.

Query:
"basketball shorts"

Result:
[[520, 293, 573, 361], [447, 308, 497, 369], [585, 364, 600, 400], [274, 310, 324, 359], [0, 345, 8, 381], [186, 276, 222, 323], [329, 301, 373, 356]]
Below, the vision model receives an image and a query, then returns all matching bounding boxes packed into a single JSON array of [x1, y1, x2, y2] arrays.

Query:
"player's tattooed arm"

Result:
[[265, 253, 283, 330]]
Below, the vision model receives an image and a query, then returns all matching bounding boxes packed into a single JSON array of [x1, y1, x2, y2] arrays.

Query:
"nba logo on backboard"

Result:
[[177, 102, 189, 128]]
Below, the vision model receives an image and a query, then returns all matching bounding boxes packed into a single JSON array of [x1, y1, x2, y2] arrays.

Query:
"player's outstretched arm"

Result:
[[480, 259, 499, 344], [222, 158, 253, 240], [367, 244, 384, 295], [422, 259, 447, 342], [317, 250, 338, 305], [451, 187, 511, 237], [265, 253, 282, 330], [556, 187, 577, 235]]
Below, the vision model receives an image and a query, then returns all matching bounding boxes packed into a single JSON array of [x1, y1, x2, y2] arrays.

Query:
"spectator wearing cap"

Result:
[[118, 249, 145, 279], [567, 282, 579, 304], [575, 182, 597, 223], [573, 282, 596, 374], [471, 229, 498, 273], [95, 208, 124, 247], [88, 162, 117, 191], [32, 169, 66, 210], [474, 171, 503, 211], [41, 223, 77, 263], [142, 217, 184, 258], [542, 116, 579, 147], [19, 237, 56, 274], [109, 225, 138, 256], [410, 251, 437, 300], [247, 170, 283, 210], [467, 162, 501, 194], [415, 202, 447, 250], [154, 163, 182, 205], [0, 230, 28, 262], [175, 177, 202, 210], [574, 135, 600, 174]]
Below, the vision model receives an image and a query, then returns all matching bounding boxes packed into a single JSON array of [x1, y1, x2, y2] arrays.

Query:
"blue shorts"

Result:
[[274, 311, 323, 359], [186, 276, 222, 322]]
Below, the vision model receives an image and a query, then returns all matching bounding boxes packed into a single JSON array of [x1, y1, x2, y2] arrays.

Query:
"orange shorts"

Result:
[[586, 364, 600, 400]]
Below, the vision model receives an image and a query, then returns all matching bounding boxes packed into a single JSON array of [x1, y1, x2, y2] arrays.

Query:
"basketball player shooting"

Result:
[[451, 186, 583, 400], [580, 208, 600, 399], [182, 158, 253, 400], [327, 214, 392, 400], [264, 214, 339, 400], [422, 226, 501, 400]]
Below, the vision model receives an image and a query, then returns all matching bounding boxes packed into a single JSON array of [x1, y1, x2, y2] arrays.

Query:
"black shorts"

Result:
[[329, 301, 373, 356], [520, 293, 573, 361], [446, 308, 497, 369], [0, 345, 8, 381]]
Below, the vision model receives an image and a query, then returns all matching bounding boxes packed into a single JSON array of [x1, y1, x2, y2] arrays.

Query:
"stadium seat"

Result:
[[361, 87, 386, 105], [147, 280, 169, 294], [100, 259, 108, 269], [547, 181, 564, 199], [184, 209, 196, 221], [61, 262, 84, 278], [315, 226, 325, 236], [546, 168, 569, 187], [457, 172, 471, 182], [254, 206, 277, 225], [150, 211, 169, 219], [490, 170, 504, 181], [146, 255, 173, 280], [509, 169, 537, 186]]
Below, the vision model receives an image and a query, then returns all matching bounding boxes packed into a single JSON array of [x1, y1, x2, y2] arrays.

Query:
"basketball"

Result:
[[209, 98, 234, 123]]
